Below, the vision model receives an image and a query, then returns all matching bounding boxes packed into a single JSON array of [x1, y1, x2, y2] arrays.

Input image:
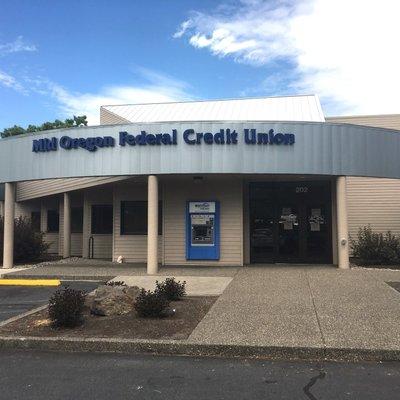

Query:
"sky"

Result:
[[0, 0, 400, 130]]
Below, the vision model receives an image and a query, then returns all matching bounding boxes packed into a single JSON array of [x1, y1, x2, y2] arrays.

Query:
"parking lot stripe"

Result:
[[0, 279, 60, 286]]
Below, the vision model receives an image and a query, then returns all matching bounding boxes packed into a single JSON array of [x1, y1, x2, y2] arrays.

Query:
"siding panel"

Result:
[[113, 183, 162, 262], [83, 188, 113, 259], [327, 114, 400, 244], [163, 176, 243, 266], [59, 194, 84, 257], [327, 114, 400, 130], [40, 197, 60, 255], [16, 176, 130, 202], [347, 176, 400, 240], [100, 107, 131, 125]]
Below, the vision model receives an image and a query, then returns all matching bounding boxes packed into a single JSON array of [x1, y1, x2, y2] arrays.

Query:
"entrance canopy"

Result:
[[1, 121, 400, 183]]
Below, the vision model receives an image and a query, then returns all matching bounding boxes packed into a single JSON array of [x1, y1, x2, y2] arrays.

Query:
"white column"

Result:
[[63, 192, 71, 258], [147, 175, 158, 274], [3, 183, 15, 269], [336, 176, 349, 269]]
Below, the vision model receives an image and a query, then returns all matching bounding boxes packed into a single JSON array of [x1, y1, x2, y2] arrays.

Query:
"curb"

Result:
[[0, 336, 399, 362], [0, 305, 47, 328]]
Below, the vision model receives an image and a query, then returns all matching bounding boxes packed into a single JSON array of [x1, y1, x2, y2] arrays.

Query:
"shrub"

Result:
[[155, 277, 186, 301], [0, 216, 49, 264], [351, 226, 400, 265], [48, 286, 86, 328], [134, 288, 170, 318]]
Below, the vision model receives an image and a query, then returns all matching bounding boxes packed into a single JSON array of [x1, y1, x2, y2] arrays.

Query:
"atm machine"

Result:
[[186, 201, 220, 260]]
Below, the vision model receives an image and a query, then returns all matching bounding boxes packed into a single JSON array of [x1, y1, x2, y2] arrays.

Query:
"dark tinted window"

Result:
[[47, 210, 59, 232], [71, 207, 83, 233], [31, 211, 41, 232], [121, 201, 162, 235], [91, 205, 113, 234]]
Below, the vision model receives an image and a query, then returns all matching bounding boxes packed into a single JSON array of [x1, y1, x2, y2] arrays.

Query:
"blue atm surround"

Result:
[[186, 201, 220, 260]]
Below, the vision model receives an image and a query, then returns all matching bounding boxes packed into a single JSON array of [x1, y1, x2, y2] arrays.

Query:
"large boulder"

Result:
[[88, 285, 140, 316]]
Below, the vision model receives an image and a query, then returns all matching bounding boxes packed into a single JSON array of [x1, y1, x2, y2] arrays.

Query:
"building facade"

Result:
[[1, 95, 400, 272]]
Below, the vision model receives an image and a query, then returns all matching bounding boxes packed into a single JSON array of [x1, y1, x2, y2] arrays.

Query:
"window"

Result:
[[31, 211, 41, 233], [120, 201, 162, 235], [71, 207, 83, 233], [91, 205, 113, 234], [47, 209, 59, 233]]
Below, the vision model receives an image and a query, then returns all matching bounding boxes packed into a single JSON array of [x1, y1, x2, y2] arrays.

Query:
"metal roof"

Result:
[[101, 95, 325, 123]]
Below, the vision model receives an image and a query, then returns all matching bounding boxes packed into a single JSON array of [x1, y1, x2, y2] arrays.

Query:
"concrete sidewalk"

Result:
[[3, 263, 239, 280], [189, 266, 400, 353], [1, 264, 400, 360]]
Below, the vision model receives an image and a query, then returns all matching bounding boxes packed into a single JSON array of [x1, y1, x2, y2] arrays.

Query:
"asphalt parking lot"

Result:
[[0, 281, 99, 322], [1, 350, 399, 400]]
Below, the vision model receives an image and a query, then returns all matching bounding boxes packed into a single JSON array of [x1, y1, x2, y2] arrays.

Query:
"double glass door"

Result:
[[250, 182, 332, 263]]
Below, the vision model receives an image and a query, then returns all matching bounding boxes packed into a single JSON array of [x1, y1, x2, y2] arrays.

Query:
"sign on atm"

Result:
[[189, 202, 216, 213]]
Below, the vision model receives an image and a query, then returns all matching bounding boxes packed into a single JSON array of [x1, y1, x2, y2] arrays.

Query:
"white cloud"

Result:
[[32, 70, 193, 125], [175, 0, 400, 115], [0, 36, 37, 56], [0, 70, 27, 94]]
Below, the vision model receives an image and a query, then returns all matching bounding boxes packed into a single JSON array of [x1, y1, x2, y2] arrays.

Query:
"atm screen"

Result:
[[191, 214, 214, 246]]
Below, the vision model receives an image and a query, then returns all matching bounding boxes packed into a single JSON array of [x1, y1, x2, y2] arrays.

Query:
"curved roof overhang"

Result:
[[1, 121, 400, 183]]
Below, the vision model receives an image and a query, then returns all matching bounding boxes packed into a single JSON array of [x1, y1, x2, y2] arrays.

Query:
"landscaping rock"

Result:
[[88, 285, 140, 316]]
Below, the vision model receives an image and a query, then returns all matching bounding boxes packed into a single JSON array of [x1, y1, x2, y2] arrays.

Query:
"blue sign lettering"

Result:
[[32, 137, 58, 152], [119, 130, 177, 146], [32, 128, 295, 153], [183, 128, 238, 145], [58, 136, 115, 152]]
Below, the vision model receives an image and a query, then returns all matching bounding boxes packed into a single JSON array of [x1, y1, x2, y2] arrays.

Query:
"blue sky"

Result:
[[1, 0, 399, 130]]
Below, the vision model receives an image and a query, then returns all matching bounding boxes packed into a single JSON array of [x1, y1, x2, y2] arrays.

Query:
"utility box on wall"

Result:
[[186, 201, 220, 260]]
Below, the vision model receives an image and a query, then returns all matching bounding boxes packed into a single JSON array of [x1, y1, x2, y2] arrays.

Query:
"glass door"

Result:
[[250, 199, 276, 262], [277, 205, 300, 261], [249, 181, 333, 264], [305, 204, 331, 262]]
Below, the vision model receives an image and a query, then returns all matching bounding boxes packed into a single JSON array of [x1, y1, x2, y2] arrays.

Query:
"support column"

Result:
[[147, 175, 158, 274], [3, 183, 15, 269], [336, 176, 349, 269], [63, 192, 71, 259]]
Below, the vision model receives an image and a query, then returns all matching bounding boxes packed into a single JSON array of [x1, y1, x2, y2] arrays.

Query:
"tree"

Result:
[[0, 115, 88, 138]]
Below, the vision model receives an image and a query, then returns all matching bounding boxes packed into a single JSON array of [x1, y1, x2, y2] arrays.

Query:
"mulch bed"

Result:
[[0, 297, 216, 340], [351, 262, 400, 270]]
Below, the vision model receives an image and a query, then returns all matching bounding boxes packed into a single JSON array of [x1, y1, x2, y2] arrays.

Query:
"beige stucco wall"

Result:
[[163, 176, 243, 266]]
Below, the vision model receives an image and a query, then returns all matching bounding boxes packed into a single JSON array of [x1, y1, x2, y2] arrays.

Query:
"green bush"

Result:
[[0, 216, 49, 264], [134, 288, 170, 318], [155, 277, 186, 301], [48, 286, 86, 328], [351, 226, 400, 265]]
